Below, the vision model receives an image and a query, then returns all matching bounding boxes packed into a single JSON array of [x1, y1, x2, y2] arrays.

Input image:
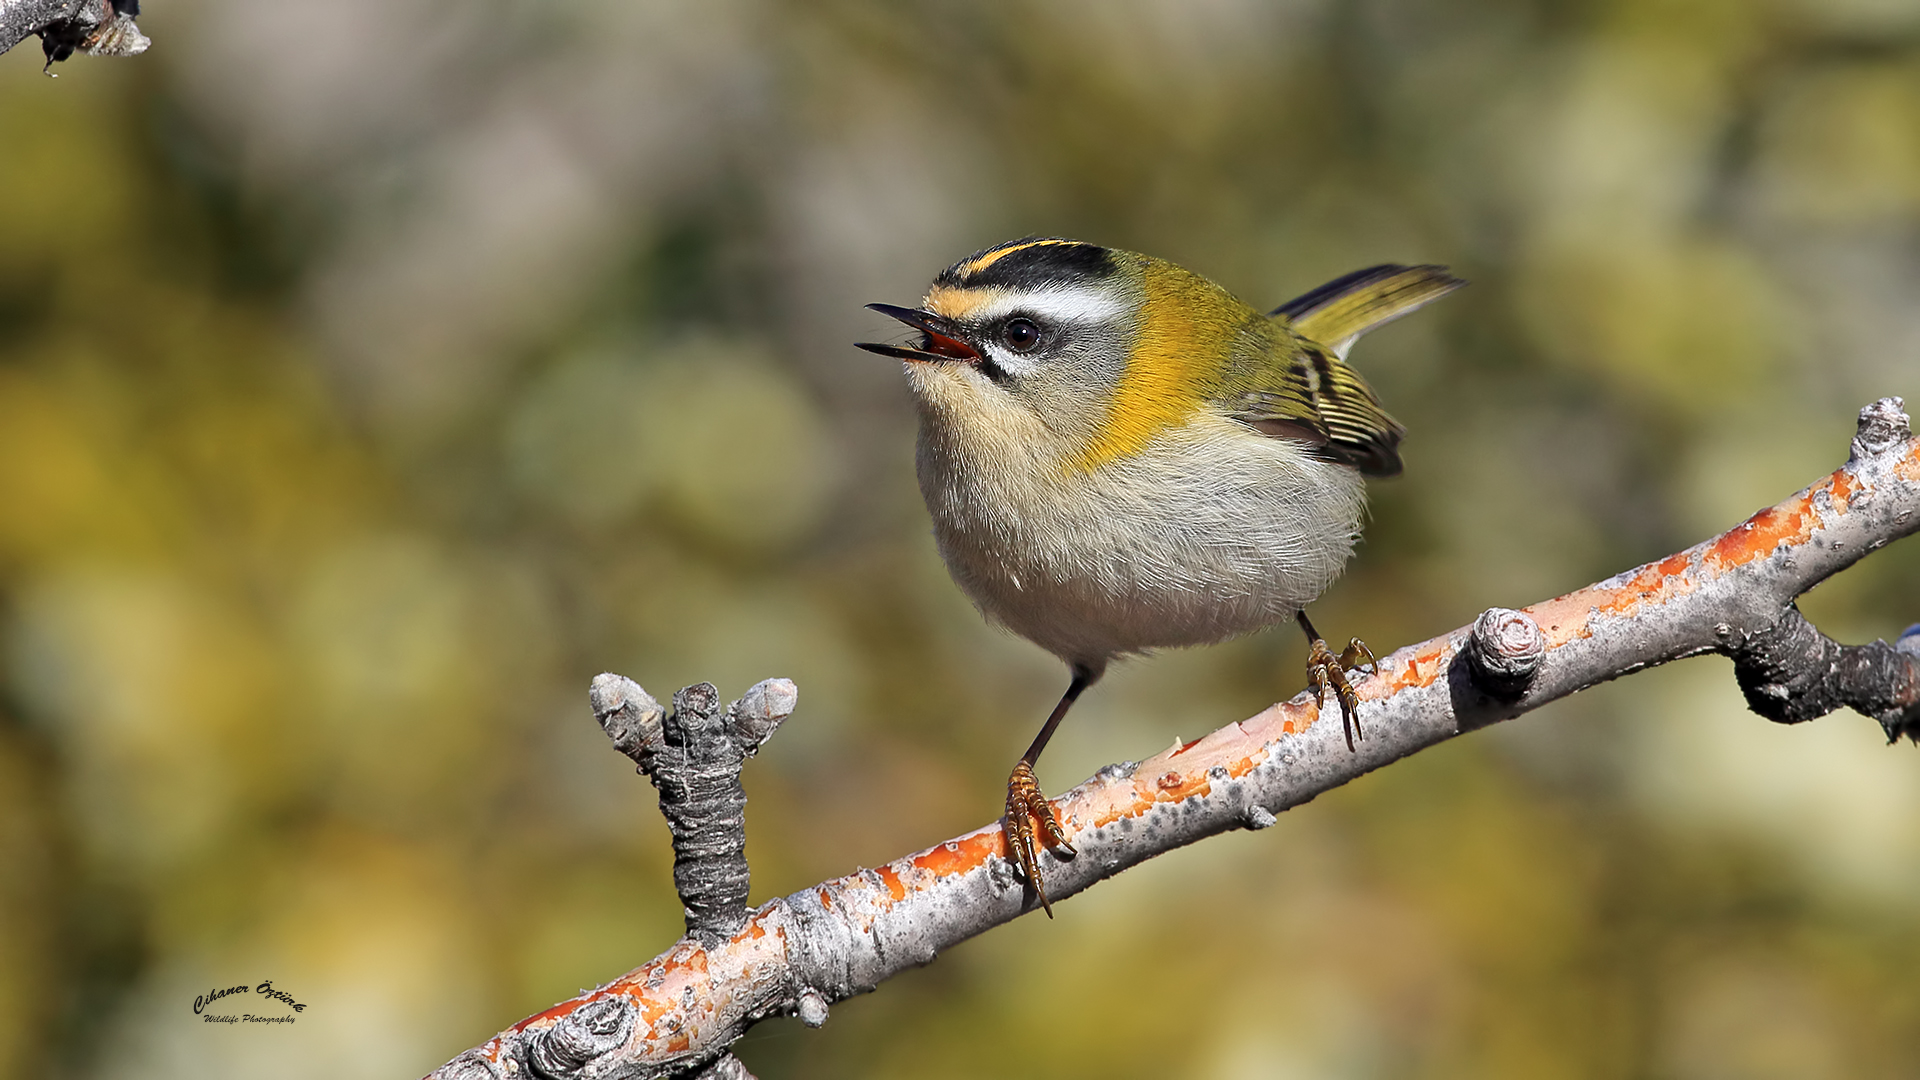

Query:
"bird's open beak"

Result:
[[856, 303, 980, 363]]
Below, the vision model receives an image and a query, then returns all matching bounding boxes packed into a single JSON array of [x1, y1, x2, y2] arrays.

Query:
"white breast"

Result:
[[916, 406, 1367, 669]]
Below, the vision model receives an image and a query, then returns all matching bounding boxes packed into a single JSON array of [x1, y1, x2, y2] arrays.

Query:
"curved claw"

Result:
[[1307, 635, 1368, 752], [1340, 637, 1378, 676], [1006, 760, 1073, 917]]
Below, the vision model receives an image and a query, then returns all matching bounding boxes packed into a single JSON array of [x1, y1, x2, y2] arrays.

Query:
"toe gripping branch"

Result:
[[1006, 760, 1075, 917], [1307, 635, 1378, 752]]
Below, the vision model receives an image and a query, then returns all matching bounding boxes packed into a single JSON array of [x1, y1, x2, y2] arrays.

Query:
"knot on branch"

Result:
[[1466, 607, 1545, 698], [795, 988, 830, 1029], [590, 674, 796, 947], [1852, 396, 1911, 463], [1723, 606, 1920, 743], [527, 998, 635, 1079]]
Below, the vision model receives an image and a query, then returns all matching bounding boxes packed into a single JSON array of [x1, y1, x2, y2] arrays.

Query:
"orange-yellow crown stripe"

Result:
[[959, 238, 1082, 280]]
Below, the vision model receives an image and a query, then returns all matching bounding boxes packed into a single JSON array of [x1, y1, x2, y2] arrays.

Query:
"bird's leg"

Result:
[[1298, 611, 1372, 752], [1006, 664, 1097, 917]]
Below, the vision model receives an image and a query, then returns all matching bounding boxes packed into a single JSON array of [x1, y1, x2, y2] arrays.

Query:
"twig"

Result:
[[554, 676, 797, 1080], [0, 0, 147, 71], [594, 676, 796, 948], [427, 397, 1920, 1080]]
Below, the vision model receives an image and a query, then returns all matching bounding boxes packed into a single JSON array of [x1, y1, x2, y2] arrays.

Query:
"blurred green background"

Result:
[[4, 0, 1920, 1076]]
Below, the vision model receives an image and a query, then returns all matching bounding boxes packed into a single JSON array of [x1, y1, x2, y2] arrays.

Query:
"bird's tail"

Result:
[[1270, 265, 1464, 359]]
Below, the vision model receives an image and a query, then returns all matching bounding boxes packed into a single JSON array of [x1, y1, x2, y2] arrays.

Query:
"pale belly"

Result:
[[919, 421, 1367, 668]]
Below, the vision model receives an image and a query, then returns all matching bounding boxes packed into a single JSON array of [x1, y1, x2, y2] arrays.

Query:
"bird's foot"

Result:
[[1005, 759, 1074, 916], [1307, 635, 1377, 752]]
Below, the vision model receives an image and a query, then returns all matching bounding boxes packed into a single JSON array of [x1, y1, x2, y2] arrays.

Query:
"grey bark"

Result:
[[592, 676, 795, 948], [563, 676, 792, 1080], [429, 397, 1920, 1080], [1727, 604, 1920, 735]]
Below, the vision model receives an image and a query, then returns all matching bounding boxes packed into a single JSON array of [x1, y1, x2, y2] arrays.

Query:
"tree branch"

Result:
[[427, 396, 1920, 1080], [0, 0, 147, 70]]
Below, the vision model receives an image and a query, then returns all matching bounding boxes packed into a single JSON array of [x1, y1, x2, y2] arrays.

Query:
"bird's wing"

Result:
[[1214, 264, 1462, 477], [1270, 264, 1464, 360], [1218, 334, 1408, 478]]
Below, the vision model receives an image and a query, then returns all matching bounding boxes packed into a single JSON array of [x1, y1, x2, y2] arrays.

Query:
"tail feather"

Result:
[[1271, 264, 1465, 359]]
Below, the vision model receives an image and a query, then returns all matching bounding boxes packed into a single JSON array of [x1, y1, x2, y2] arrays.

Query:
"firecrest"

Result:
[[857, 238, 1462, 913]]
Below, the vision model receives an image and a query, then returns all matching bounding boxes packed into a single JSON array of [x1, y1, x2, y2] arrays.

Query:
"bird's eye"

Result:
[[1000, 317, 1042, 353]]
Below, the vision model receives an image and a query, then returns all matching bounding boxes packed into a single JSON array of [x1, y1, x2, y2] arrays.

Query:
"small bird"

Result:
[[858, 238, 1461, 914]]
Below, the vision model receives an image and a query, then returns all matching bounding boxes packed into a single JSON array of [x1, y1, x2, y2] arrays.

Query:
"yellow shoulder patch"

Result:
[[1068, 261, 1235, 474]]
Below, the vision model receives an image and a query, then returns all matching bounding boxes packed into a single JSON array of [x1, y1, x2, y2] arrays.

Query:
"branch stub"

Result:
[[1466, 607, 1545, 698], [590, 673, 665, 767], [730, 678, 798, 753], [527, 997, 634, 1080], [796, 988, 829, 1029], [1852, 396, 1911, 462]]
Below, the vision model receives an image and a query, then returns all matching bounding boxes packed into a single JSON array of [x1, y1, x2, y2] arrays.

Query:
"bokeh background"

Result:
[[4, 0, 1920, 1076]]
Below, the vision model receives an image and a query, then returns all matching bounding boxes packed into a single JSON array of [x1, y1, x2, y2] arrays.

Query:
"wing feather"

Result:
[[1212, 264, 1461, 477]]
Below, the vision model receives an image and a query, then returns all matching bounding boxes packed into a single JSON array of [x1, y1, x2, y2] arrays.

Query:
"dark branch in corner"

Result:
[[1727, 605, 1920, 738], [428, 397, 1920, 1080], [0, 0, 147, 70]]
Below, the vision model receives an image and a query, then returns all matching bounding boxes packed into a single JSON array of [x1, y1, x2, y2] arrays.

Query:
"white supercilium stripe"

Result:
[[968, 286, 1128, 326]]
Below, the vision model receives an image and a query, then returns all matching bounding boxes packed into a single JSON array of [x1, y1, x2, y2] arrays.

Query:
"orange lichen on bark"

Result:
[[1069, 724, 1275, 831], [1231, 698, 1316, 738], [1526, 591, 1599, 648], [1704, 503, 1808, 572], [791, 829, 1005, 926], [1076, 772, 1210, 831], [1518, 467, 1865, 649], [1829, 469, 1859, 508], [487, 905, 795, 1065], [1361, 637, 1455, 697], [1898, 445, 1920, 482], [910, 832, 1000, 878]]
